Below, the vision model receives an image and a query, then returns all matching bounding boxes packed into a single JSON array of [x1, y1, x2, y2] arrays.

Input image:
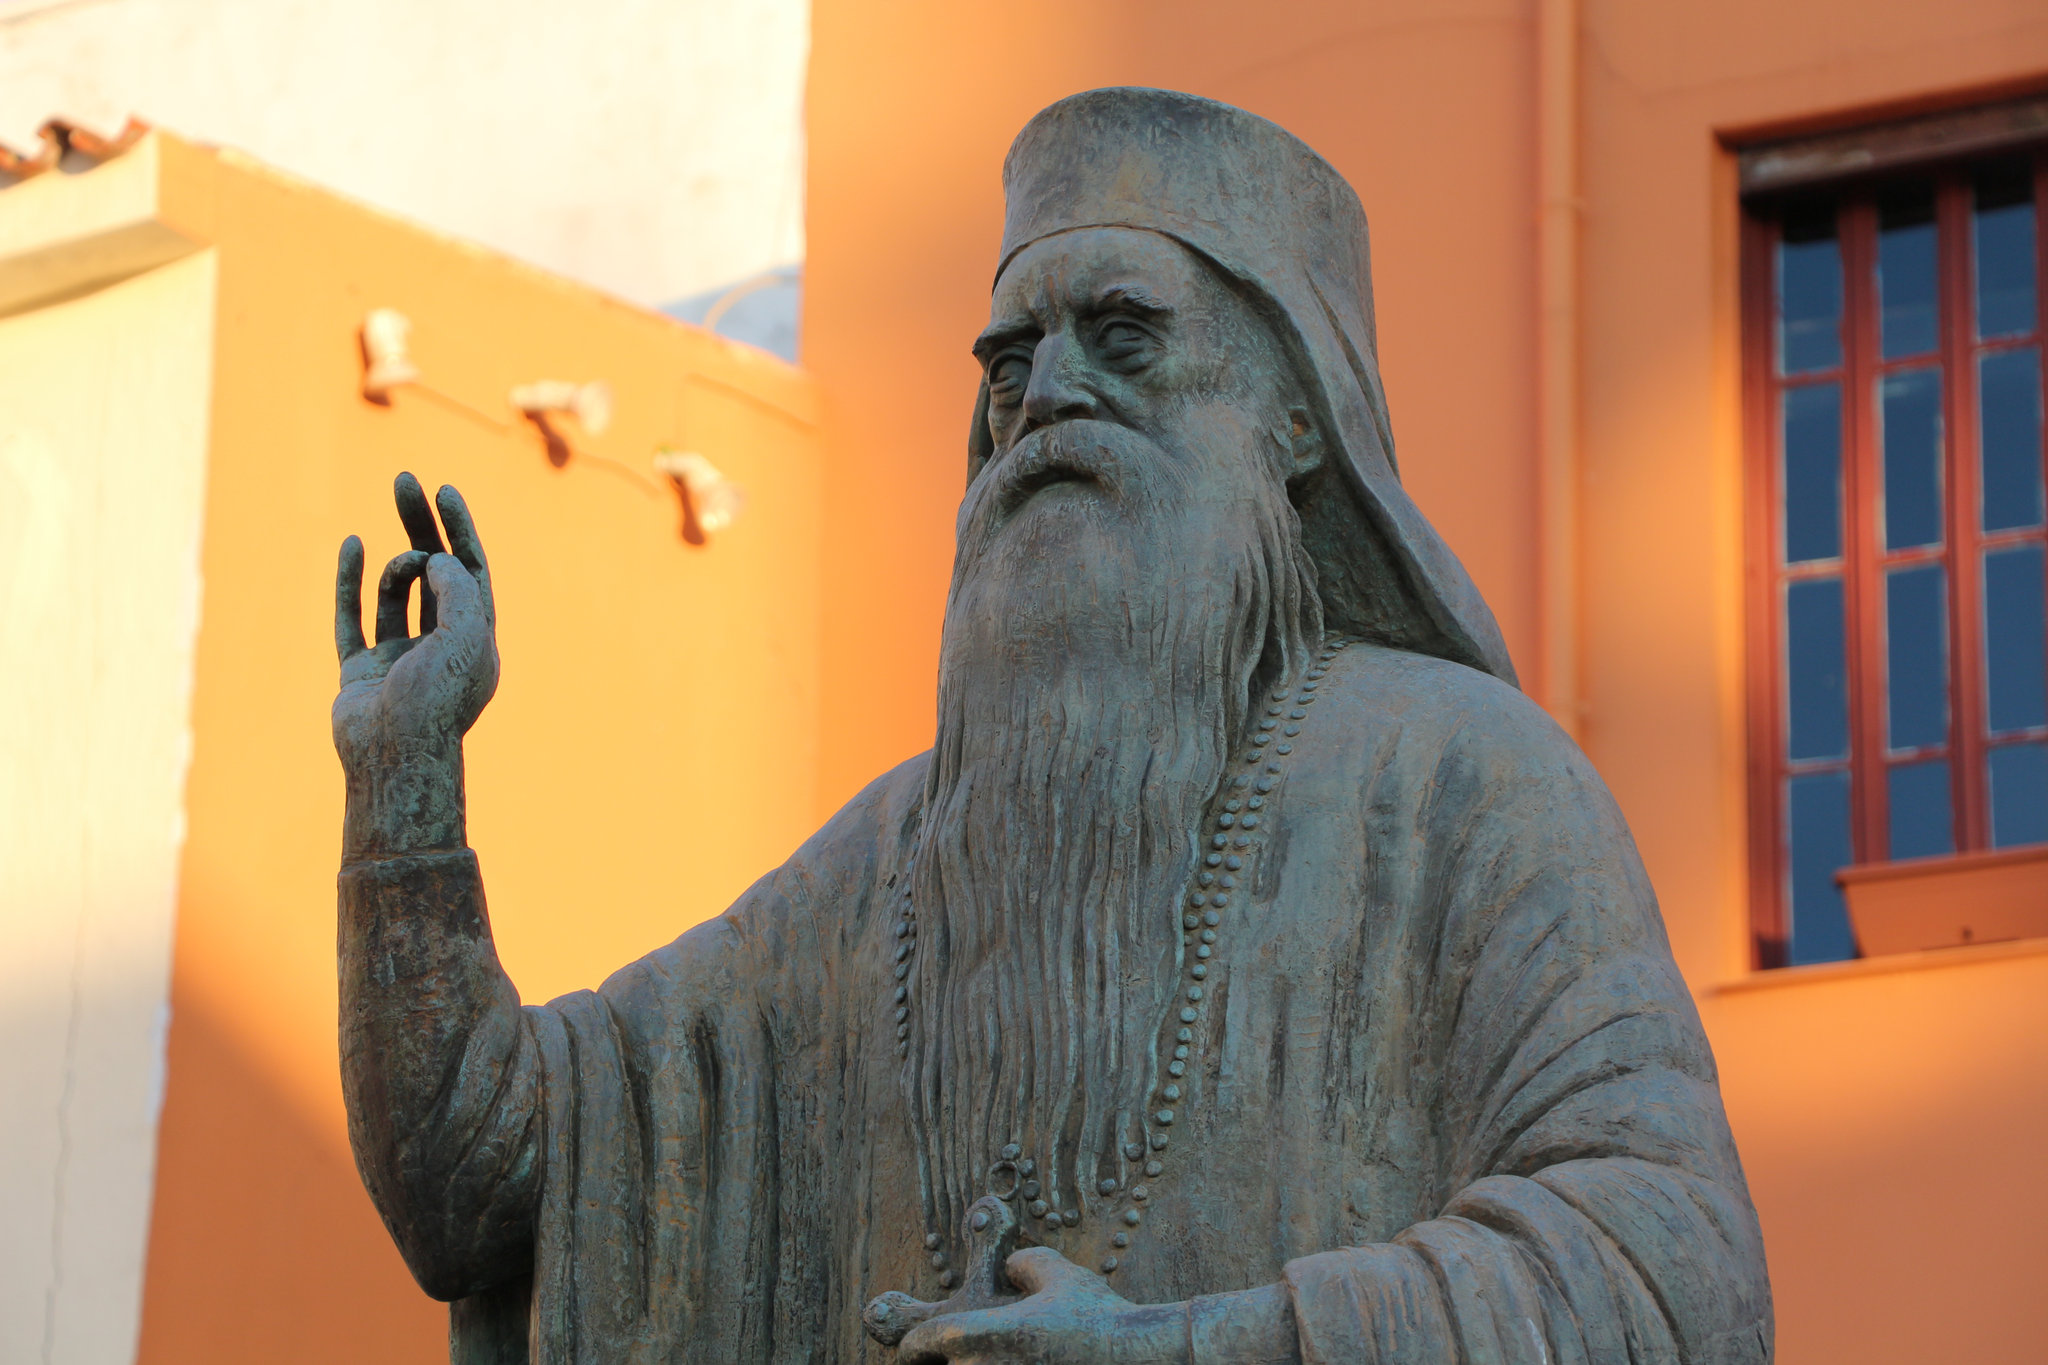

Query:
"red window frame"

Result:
[[1743, 150, 2048, 969]]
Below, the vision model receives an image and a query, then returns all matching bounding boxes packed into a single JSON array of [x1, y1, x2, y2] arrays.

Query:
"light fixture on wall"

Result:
[[508, 379, 612, 436], [360, 308, 420, 402], [355, 315, 738, 550], [654, 449, 746, 545], [0, 116, 148, 183]]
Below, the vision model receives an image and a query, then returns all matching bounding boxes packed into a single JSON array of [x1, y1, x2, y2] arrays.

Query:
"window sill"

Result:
[[1721, 845, 2048, 992], [1719, 931, 2048, 993], [1837, 842, 2048, 955]]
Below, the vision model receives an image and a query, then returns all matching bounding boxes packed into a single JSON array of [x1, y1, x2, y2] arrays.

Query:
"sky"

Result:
[[0, 0, 809, 321]]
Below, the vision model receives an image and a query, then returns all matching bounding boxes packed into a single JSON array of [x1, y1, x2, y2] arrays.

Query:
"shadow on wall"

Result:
[[137, 990, 442, 1364], [663, 265, 802, 362]]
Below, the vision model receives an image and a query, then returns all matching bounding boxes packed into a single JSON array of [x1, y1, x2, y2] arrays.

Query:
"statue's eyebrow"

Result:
[[1091, 283, 1174, 318], [971, 282, 1174, 364], [972, 315, 1037, 365]]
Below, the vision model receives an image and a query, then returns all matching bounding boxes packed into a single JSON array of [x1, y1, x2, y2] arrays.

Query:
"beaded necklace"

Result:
[[887, 635, 1353, 1286]]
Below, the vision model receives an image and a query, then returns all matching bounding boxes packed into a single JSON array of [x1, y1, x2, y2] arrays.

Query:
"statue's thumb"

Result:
[[1003, 1246, 1102, 1297], [424, 553, 483, 632]]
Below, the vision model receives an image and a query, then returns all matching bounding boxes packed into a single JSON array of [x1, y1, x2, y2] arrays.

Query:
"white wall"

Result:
[[0, 0, 808, 310], [0, 248, 215, 1365]]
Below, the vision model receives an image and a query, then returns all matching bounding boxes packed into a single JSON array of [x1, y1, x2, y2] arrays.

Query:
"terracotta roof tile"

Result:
[[0, 116, 150, 185]]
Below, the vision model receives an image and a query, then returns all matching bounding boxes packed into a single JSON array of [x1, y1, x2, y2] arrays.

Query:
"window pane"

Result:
[[1985, 544, 2047, 734], [1787, 577, 1849, 761], [1886, 563, 1949, 750], [1783, 383, 1843, 562], [1882, 368, 1945, 549], [1976, 166, 2038, 340], [1786, 770, 1855, 965], [1990, 743, 2048, 847], [1779, 211, 1842, 375], [1979, 348, 2044, 532], [1879, 189, 1939, 359], [1888, 758, 1954, 859]]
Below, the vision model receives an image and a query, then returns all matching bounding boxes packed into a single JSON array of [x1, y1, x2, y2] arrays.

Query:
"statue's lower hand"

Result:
[[896, 1248, 1189, 1365], [333, 474, 499, 862]]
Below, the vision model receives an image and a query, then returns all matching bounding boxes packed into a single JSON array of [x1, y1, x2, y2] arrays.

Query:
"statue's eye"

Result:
[[987, 353, 1032, 402], [1098, 319, 1156, 367]]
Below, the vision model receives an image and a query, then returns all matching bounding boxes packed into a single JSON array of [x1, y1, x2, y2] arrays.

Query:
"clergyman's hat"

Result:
[[972, 86, 1518, 687]]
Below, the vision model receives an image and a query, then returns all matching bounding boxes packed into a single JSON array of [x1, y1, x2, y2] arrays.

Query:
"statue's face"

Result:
[[967, 226, 1317, 547]]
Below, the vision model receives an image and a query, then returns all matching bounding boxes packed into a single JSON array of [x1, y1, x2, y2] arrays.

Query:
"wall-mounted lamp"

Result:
[[361, 308, 420, 402], [355, 315, 729, 553], [0, 116, 148, 183], [654, 449, 746, 545], [509, 379, 612, 436]]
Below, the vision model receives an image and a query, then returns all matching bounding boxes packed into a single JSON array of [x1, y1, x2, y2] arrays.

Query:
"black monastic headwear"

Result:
[[971, 87, 1518, 686]]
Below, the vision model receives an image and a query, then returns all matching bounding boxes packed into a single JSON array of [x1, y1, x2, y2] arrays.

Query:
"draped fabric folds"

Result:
[[338, 647, 1770, 1364]]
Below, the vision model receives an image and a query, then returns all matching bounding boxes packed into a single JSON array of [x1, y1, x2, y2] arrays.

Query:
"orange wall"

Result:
[[804, 4, 2048, 1362], [138, 136, 822, 1363], [1705, 945, 2048, 1362], [1575, 2, 2048, 1359]]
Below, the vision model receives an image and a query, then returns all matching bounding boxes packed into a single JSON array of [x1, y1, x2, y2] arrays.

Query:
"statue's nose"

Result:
[[1021, 333, 1100, 429]]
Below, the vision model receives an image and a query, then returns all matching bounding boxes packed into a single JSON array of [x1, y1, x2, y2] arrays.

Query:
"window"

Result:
[[1743, 101, 2048, 967]]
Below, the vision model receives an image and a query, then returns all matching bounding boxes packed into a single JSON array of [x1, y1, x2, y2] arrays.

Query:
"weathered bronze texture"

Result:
[[335, 88, 1772, 1363]]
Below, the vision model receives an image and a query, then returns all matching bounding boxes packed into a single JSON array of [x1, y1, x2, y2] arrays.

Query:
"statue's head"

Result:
[[949, 87, 1516, 690]]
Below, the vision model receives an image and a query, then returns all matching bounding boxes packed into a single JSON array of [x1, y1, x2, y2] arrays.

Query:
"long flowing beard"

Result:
[[903, 418, 1323, 1244]]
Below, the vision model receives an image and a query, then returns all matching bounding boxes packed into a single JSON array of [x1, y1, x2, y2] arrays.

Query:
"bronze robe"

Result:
[[341, 643, 1772, 1364]]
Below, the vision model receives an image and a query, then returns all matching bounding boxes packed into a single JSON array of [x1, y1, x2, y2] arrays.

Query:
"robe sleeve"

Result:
[[340, 849, 544, 1304], [507, 785, 883, 1365], [340, 846, 817, 1365], [340, 849, 802, 1363], [341, 760, 914, 1365], [1274, 705, 1773, 1365]]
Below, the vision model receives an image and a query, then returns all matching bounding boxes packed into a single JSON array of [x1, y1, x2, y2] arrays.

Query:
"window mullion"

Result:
[[1742, 210, 1789, 967], [2037, 157, 2048, 847], [1842, 199, 1888, 865], [1942, 174, 1989, 851]]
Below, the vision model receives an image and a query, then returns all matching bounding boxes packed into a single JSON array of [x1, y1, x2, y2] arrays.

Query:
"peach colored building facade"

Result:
[[6, 4, 2048, 1362], [1, 133, 821, 1363]]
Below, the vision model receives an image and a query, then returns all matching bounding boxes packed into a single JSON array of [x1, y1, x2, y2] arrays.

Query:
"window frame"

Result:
[[1742, 144, 2048, 969]]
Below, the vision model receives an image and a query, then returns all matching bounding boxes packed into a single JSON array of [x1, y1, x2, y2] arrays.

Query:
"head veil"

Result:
[[970, 87, 1517, 686]]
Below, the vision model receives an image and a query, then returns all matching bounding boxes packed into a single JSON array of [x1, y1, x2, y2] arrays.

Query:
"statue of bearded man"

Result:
[[333, 88, 1773, 1364]]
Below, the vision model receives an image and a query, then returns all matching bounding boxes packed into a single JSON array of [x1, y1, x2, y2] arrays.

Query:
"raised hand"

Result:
[[333, 474, 499, 862]]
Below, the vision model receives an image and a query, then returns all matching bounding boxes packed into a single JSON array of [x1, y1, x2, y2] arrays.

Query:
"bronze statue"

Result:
[[335, 88, 1772, 1363]]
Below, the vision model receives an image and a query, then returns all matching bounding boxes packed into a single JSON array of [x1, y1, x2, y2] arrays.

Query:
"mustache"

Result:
[[959, 419, 1165, 548], [994, 419, 1138, 504]]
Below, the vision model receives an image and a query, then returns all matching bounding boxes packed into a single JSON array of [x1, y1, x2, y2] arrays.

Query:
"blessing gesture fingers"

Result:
[[896, 1248, 1189, 1365], [333, 473, 500, 860]]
